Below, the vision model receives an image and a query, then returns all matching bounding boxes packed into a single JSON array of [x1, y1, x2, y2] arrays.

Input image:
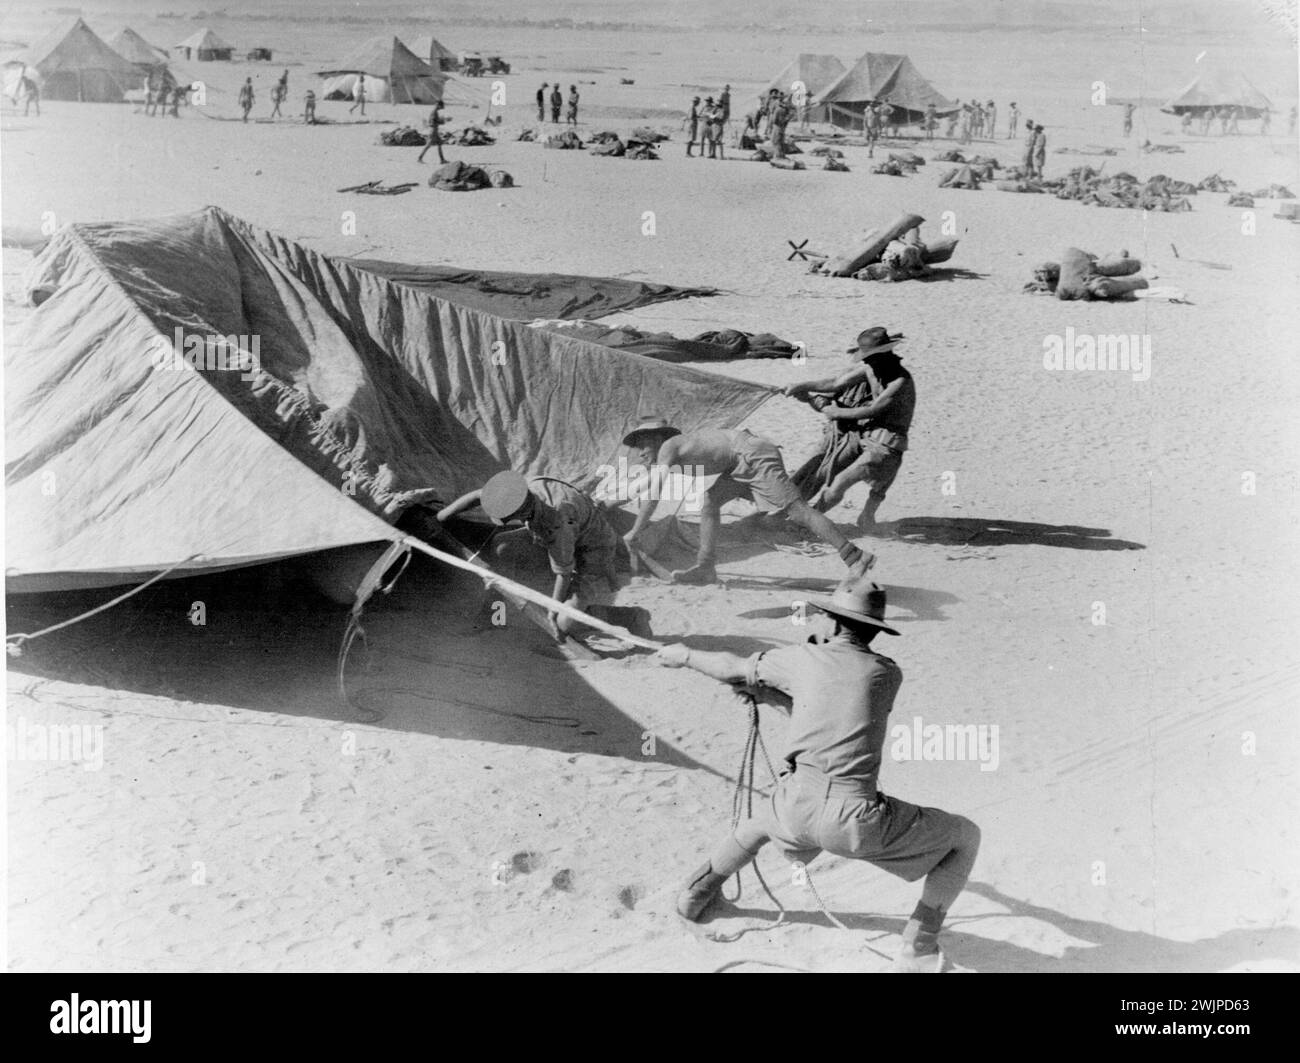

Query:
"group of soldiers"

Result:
[[686, 86, 731, 157], [536, 82, 580, 126], [1177, 104, 1293, 136], [431, 326, 978, 972]]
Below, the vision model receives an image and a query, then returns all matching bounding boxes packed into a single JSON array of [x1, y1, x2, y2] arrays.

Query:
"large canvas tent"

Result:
[[766, 54, 847, 123], [815, 51, 956, 128], [318, 37, 447, 104], [108, 27, 170, 70], [409, 34, 459, 72], [173, 28, 235, 62], [6, 208, 772, 592], [1162, 69, 1273, 117], [9, 17, 140, 102]]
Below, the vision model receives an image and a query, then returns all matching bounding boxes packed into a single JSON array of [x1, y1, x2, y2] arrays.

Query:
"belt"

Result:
[[790, 760, 879, 801], [865, 427, 908, 452]]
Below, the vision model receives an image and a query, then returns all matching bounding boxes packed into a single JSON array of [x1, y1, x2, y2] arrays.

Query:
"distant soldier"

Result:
[[1180, 111, 1192, 134], [769, 93, 791, 160], [958, 104, 972, 144], [417, 99, 447, 164], [1227, 105, 1241, 135], [550, 82, 562, 123], [349, 73, 367, 116], [945, 99, 960, 138], [566, 84, 579, 126], [238, 77, 254, 122], [699, 96, 717, 157], [18, 67, 41, 117], [1122, 102, 1135, 136], [304, 88, 317, 125], [985, 100, 996, 139], [924, 102, 936, 140], [270, 69, 287, 118], [1032, 122, 1047, 178], [537, 82, 547, 122], [1022, 121, 1039, 175], [1007, 101, 1018, 138], [686, 96, 701, 156], [878, 99, 896, 137], [865, 102, 881, 157], [709, 98, 726, 159]]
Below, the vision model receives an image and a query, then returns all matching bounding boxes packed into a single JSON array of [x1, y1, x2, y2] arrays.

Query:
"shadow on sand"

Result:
[[5, 554, 719, 776], [886, 516, 1146, 551], [712, 880, 1296, 972]]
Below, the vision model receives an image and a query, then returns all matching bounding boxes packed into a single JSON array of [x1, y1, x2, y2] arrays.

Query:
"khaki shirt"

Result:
[[747, 634, 902, 788], [525, 478, 618, 578]]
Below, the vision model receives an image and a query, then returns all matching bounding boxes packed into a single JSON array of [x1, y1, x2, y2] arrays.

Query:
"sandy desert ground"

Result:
[[3, 3, 1300, 972]]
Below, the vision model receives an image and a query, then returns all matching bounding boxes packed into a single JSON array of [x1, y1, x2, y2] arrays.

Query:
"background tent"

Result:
[[6, 208, 773, 592], [766, 54, 847, 123], [10, 17, 140, 102], [173, 28, 235, 62], [816, 51, 956, 128], [409, 34, 459, 72], [318, 37, 446, 104], [108, 27, 170, 70], [1162, 70, 1273, 117]]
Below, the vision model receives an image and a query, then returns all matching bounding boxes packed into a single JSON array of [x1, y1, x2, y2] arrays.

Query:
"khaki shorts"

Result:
[[739, 765, 964, 882], [712, 433, 803, 514]]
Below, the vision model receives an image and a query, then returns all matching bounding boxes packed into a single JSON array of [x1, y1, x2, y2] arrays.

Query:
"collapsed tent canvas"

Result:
[[816, 51, 956, 127], [317, 37, 446, 104], [12, 17, 141, 102], [346, 260, 718, 320], [6, 208, 774, 592]]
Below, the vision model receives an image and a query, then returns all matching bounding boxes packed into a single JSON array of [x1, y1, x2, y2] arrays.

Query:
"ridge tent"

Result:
[[9, 17, 140, 102], [173, 28, 235, 62], [317, 37, 447, 104], [108, 27, 170, 70], [6, 208, 773, 593], [409, 34, 459, 72], [766, 54, 847, 123], [815, 51, 956, 129], [1162, 69, 1273, 118]]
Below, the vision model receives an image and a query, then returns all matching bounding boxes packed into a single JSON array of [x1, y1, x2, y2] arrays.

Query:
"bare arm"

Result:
[[436, 489, 484, 522], [826, 376, 903, 421], [785, 363, 869, 398], [624, 439, 681, 543]]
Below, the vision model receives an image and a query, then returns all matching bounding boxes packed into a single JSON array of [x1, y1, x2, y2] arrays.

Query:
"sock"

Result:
[[839, 542, 863, 565], [901, 902, 944, 954]]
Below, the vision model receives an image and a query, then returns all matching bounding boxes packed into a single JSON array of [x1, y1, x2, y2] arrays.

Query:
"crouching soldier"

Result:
[[438, 470, 648, 641], [654, 576, 981, 972]]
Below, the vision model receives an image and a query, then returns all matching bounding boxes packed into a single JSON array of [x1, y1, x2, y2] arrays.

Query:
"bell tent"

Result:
[[318, 37, 447, 104], [10, 17, 140, 102], [815, 51, 956, 128]]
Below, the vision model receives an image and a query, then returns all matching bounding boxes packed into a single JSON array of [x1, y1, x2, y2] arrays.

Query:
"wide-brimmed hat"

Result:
[[480, 470, 533, 524], [622, 417, 681, 448], [808, 577, 899, 635], [847, 326, 905, 358]]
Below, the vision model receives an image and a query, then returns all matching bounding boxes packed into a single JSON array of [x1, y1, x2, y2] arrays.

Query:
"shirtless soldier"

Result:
[[655, 576, 981, 972], [621, 418, 875, 584]]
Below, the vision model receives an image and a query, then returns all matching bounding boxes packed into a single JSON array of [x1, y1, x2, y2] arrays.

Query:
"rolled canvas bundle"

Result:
[[1092, 255, 1142, 277], [922, 238, 959, 264], [1087, 274, 1149, 298], [824, 212, 925, 277]]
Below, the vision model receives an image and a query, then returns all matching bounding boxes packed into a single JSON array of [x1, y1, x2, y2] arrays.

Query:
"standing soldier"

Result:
[[924, 102, 936, 140], [349, 73, 367, 116], [656, 576, 982, 973], [699, 96, 717, 158], [985, 99, 997, 140], [566, 84, 579, 126], [304, 88, 317, 125], [785, 328, 915, 532], [1032, 122, 1047, 178], [1122, 102, 1135, 136], [270, 69, 287, 118], [238, 77, 254, 122], [550, 81, 562, 123], [686, 95, 701, 156], [537, 81, 547, 122], [770, 92, 791, 160], [1007, 101, 1018, 138], [417, 99, 447, 164]]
